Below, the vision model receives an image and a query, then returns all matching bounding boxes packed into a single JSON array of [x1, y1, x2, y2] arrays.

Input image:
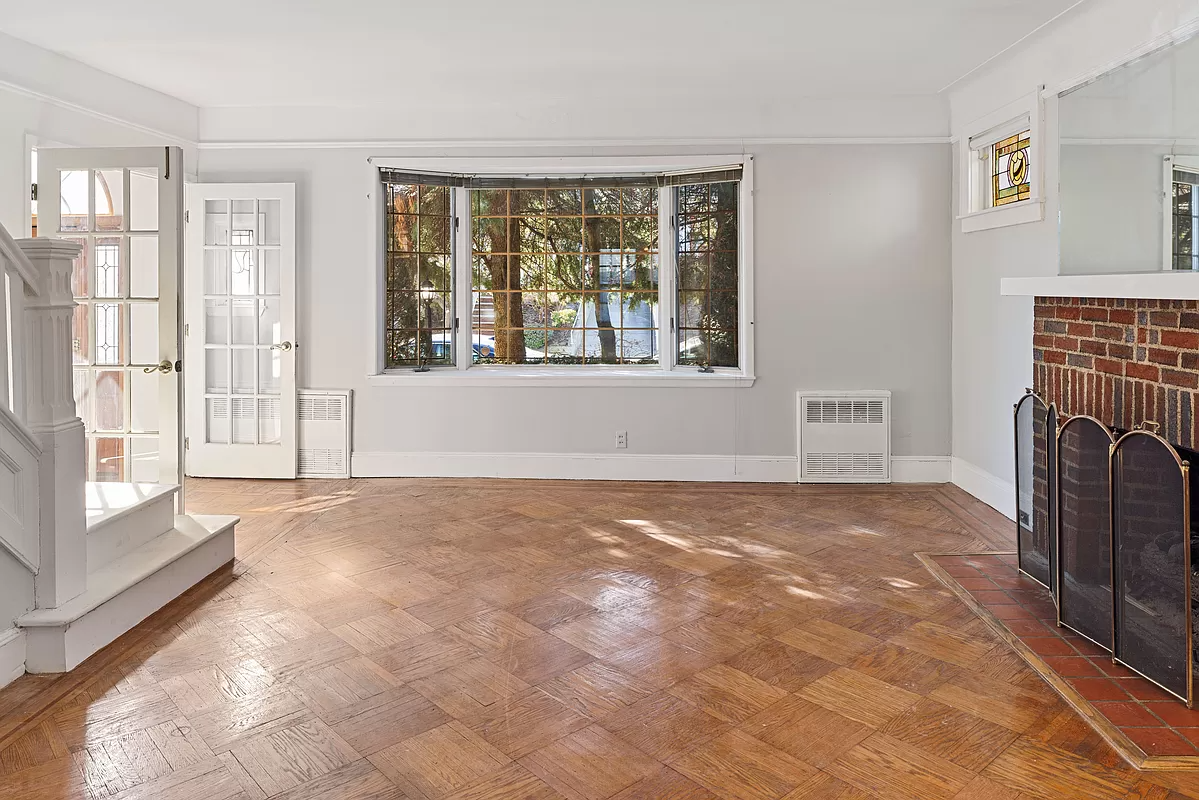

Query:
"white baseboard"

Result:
[[353, 451, 952, 485], [0, 627, 25, 688], [952, 457, 1015, 520], [890, 456, 952, 484], [353, 451, 799, 483]]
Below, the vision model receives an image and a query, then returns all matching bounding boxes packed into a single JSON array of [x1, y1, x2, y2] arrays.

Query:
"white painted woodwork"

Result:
[[0, 409, 40, 572], [86, 482, 179, 570], [20, 513, 237, 673], [18, 237, 88, 609], [0, 222, 43, 575], [184, 183, 297, 478], [1000, 272, 1199, 300]]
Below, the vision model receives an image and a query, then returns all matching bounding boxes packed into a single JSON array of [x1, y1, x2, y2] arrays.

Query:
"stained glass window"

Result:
[[991, 131, 1031, 207]]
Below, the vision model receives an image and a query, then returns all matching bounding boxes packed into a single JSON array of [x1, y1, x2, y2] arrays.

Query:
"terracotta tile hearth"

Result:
[[925, 552, 1199, 768]]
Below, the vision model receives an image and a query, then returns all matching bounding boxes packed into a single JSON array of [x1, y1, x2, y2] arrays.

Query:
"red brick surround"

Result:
[[1033, 297, 1199, 448]]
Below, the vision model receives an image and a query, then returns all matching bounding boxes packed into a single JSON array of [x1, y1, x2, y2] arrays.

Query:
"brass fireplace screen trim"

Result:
[[1055, 414, 1116, 656], [1014, 390, 1056, 595], [1016, 391, 1196, 709]]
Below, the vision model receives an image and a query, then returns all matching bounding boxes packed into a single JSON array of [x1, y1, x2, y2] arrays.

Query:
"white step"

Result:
[[86, 482, 180, 571], [19, 514, 237, 673]]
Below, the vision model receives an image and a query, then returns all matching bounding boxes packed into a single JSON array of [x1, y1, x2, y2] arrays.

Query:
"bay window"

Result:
[[369, 157, 753, 384]]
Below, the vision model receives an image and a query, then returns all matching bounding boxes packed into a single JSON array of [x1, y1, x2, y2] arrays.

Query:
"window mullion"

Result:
[[455, 186, 472, 371], [659, 186, 674, 373]]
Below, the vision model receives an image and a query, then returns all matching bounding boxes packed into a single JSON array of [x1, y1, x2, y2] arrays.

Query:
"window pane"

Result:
[[992, 131, 1031, 207], [95, 437, 125, 482], [129, 168, 159, 231], [383, 181, 454, 368], [60, 170, 89, 232], [95, 170, 124, 232], [470, 185, 660, 364], [677, 181, 739, 368], [1173, 179, 1196, 271]]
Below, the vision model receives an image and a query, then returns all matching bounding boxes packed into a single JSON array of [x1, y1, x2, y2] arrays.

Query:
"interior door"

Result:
[[37, 147, 184, 491], [184, 184, 297, 479]]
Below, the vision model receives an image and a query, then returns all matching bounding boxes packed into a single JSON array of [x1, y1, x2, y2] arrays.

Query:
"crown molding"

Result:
[[197, 136, 952, 151], [0, 78, 196, 149]]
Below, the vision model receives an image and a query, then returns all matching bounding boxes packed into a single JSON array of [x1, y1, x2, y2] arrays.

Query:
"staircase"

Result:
[[18, 484, 236, 672], [0, 224, 237, 683]]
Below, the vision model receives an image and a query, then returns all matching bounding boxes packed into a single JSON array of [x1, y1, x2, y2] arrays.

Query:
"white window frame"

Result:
[[1163, 155, 1199, 271], [365, 155, 755, 387], [958, 89, 1046, 233]]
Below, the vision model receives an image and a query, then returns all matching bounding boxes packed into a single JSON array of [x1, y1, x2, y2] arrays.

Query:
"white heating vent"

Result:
[[797, 391, 891, 483], [298, 390, 352, 478]]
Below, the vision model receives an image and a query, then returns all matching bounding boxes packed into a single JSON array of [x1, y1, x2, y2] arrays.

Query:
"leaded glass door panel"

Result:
[[184, 184, 296, 479], [38, 147, 184, 491]]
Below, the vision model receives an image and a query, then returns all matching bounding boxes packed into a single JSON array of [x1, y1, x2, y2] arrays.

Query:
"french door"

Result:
[[37, 147, 184, 490], [184, 184, 297, 479]]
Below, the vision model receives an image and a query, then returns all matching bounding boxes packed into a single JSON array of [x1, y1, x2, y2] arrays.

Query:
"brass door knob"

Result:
[[143, 359, 174, 374]]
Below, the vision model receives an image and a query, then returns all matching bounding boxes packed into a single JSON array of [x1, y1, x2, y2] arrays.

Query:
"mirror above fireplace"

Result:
[[1060, 32, 1199, 277]]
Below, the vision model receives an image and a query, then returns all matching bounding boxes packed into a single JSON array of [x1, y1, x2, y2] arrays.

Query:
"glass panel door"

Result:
[[39, 148, 183, 490], [185, 185, 296, 479]]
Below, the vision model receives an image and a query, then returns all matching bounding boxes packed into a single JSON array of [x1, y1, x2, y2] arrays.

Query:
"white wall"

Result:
[[948, 0, 1199, 516], [198, 142, 953, 479]]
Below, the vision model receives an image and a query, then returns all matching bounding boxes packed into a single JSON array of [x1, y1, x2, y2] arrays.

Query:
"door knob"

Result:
[[143, 359, 174, 374], [270, 341, 293, 352]]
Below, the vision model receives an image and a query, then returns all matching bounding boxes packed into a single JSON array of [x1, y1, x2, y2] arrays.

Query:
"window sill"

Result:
[[366, 367, 756, 388], [958, 200, 1045, 233]]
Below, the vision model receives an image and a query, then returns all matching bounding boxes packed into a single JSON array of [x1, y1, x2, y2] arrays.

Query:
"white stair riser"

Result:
[[25, 528, 234, 673], [87, 495, 176, 571]]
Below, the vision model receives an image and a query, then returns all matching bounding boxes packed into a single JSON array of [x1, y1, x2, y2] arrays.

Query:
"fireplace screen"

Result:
[[1112, 430, 1193, 704], [1057, 416, 1115, 650], [1015, 392, 1055, 591]]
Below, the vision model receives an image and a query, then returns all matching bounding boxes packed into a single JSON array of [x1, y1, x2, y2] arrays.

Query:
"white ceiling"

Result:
[[1, 0, 1084, 111]]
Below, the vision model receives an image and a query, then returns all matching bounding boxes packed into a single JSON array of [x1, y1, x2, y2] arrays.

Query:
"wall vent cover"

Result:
[[797, 391, 891, 483], [298, 390, 352, 479]]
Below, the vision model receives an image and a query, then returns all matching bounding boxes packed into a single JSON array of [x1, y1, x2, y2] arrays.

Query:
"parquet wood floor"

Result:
[[0, 479, 1196, 799]]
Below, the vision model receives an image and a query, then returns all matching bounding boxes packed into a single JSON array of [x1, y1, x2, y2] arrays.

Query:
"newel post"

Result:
[[17, 238, 87, 608]]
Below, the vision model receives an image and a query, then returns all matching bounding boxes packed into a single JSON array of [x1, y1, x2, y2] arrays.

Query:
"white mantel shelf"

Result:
[[1001, 272, 1199, 300]]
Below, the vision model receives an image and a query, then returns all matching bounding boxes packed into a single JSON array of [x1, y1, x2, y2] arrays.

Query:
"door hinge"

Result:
[[184, 323, 189, 336], [184, 437, 190, 450], [454, 317, 460, 332], [670, 317, 675, 332], [455, 216, 460, 231], [184, 209, 190, 223]]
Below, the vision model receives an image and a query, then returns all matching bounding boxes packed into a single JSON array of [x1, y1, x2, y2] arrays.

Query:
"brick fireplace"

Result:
[[1033, 297, 1199, 445]]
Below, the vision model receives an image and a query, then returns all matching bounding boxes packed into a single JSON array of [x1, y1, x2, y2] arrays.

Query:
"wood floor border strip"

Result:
[[0, 561, 237, 750], [917, 551, 1199, 772]]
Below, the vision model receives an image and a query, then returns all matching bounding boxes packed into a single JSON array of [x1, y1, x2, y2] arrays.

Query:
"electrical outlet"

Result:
[[616, 431, 628, 449]]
